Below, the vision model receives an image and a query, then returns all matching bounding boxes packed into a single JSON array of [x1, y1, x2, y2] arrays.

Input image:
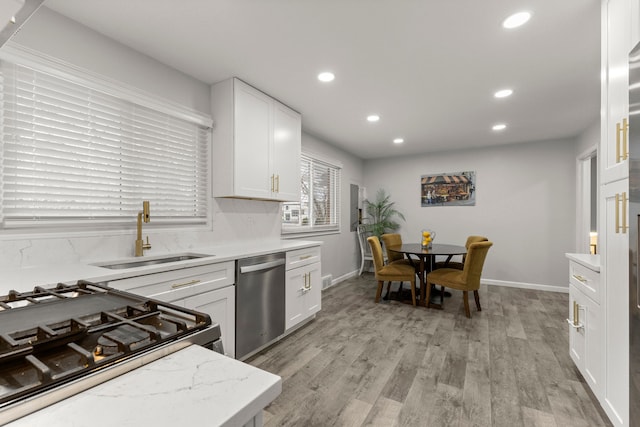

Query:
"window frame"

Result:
[[281, 151, 342, 236]]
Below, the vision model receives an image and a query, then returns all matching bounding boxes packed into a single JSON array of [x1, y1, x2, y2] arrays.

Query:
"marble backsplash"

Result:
[[0, 198, 284, 270]]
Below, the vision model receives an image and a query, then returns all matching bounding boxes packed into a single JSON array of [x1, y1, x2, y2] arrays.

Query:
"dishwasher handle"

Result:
[[239, 258, 286, 274]]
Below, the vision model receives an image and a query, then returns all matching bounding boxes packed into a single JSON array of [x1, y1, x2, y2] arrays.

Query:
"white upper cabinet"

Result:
[[211, 78, 301, 201], [601, 0, 631, 184]]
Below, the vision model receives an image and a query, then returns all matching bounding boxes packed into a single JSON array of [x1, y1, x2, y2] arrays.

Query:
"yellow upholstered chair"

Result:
[[426, 241, 493, 318], [367, 236, 417, 306], [380, 233, 413, 267], [433, 235, 488, 270]]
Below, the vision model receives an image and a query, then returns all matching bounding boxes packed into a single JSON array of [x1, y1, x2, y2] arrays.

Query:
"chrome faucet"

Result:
[[135, 200, 151, 256]]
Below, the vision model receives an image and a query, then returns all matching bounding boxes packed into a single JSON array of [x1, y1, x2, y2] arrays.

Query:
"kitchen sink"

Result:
[[95, 253, 212, 270]]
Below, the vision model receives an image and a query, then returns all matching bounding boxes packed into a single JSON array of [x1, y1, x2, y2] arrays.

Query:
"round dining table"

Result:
[[387, 243, 467, 307]]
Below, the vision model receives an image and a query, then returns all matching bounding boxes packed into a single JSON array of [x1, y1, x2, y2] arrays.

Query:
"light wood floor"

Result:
[[248, 274, 612, 427]]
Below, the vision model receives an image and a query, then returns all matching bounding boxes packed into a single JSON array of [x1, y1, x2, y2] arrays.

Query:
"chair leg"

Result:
[[359, 258, 365, 275], [462, 291, 471, 318], [375, 280, 385, 303], [474, 290, 481, 311], [410, 280, 416, 307], [425, 279, 432, 306]]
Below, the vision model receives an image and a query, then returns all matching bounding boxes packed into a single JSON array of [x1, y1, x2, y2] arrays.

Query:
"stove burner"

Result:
[[95, 324, 157, 356]]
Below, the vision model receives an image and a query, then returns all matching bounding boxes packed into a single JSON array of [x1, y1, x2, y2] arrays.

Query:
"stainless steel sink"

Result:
[[96, 253, 212, 270]]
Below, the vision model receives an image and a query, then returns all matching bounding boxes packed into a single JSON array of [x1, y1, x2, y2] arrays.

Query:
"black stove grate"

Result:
[[0, 281, 212, 406]]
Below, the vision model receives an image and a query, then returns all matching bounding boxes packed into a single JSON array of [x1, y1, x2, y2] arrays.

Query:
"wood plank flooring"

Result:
[[248, 274, 612, 427]]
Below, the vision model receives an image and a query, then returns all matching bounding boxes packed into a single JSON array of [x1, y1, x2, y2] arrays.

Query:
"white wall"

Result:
[[0, 6, 581, 292], [0, 8, 365, 284], [0, 7, 288, 270], [363, 138, 577, 290], [295, 133, 365, 283], [13, 7, 211, 114]]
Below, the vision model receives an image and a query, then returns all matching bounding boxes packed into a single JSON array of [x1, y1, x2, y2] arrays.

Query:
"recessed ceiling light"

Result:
[[492, 124, 507, 131], [367, 115, 380, 122], [494, 89, 513, 98], [502, 11, 531, 29], [317, 72, 335, 82], [393, 138, 404, 144]]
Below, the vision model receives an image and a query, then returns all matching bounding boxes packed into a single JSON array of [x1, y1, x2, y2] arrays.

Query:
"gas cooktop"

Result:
[[0, 280, 221, 425]]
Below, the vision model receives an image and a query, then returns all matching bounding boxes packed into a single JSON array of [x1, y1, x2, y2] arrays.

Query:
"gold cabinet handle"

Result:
[[171, 279, 201, 289], [622, 191, 629, 233], [617, 192, 629, 234], [271, 174, 275, 192], [616, 118, 630, 162], [566, 300, 584, 329], [572, 274, 588, 283], [275, 174, 280, 192], [305, 272, 311, 290], [616, 193, 620, 233], [299, 255, 313, 260], [622, 118, 629, 160]]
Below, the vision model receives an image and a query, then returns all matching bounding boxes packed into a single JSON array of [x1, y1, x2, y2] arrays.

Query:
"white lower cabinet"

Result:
[[285, 262, 321, 330], [180, 286, 236, 359], [285, 246, 322, 331], [569, 283, 602, 395], [106, 261, 236, 358]]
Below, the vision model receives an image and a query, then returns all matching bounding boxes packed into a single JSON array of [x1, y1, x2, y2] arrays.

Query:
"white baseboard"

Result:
[[482, 279, 569, 293], [322, 270, 360, 290], [325, 271, 569, 294]]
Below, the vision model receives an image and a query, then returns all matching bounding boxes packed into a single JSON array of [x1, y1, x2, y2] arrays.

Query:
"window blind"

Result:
[[282, 153, 341, 232], [0, 61, 209, 229]]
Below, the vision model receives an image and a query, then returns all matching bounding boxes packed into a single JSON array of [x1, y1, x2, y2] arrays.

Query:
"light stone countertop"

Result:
[[1, 239, 321, 294], [5, 345, 282, 427], [565, 253, 600, 272]]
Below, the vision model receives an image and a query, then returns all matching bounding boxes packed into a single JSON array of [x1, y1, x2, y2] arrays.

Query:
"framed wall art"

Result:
[[421, 171, 476, 207]]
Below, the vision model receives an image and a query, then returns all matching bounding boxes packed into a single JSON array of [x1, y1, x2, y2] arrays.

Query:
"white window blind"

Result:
[[0, 61, 209, 230], [282, 153, 341, 233]]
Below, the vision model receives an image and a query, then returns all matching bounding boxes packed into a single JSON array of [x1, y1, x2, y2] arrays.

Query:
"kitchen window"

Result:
[[0, 49, 211, 232], [282, 153, 341, 234]]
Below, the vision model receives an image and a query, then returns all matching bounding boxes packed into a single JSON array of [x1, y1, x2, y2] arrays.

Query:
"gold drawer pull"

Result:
[[299, 255, 313, 260], [572, 274, 588, 283], [171, 279, 201, 289]]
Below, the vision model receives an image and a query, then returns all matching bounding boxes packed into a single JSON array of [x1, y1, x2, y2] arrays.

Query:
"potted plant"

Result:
[[363, 189, 405, 238]]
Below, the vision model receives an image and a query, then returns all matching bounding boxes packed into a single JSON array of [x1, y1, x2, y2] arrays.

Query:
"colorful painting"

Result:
[[421, 171, 476, 207]]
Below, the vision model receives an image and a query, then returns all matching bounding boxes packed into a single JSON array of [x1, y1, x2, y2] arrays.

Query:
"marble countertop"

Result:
[[565, 253, 600, 272], [5, 345, 282, 427], [1, 239, 321, 294]]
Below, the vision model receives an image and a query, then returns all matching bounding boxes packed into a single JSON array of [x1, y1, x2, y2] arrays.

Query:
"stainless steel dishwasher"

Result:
[[236, 252, 286, 360]]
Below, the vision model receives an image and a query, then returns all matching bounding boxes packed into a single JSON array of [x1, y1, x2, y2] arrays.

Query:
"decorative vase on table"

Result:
[[421, 229, 435, 249]]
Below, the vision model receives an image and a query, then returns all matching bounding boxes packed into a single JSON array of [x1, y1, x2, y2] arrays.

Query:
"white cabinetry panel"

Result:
[[211, 78, 301, 201]]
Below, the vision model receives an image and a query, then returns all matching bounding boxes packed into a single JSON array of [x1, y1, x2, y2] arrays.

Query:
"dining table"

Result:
[[387, 243, 467, 307]]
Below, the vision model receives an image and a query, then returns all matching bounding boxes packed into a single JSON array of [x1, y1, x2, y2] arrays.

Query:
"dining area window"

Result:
[[282, 153, 341, 234]]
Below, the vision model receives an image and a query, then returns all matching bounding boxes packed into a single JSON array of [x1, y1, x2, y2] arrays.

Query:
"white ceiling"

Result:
[[43, 0, 601, 160]]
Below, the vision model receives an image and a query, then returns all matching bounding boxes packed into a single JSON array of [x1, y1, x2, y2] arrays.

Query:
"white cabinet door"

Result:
[[285, 262, 321, 330], [601, 0, 631, 184], [183, 286, 236, 359], [234, 81, 272, 199], [271, 102, 301, 201], [211, 78, 301, 202], [601, 178, 629, 426], [569, 284, 603, 398]]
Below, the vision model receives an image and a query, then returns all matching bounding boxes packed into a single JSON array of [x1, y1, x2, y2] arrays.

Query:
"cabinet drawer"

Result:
[[107, 261, 235, 301], [569, 261, 600, 303], [286, 246, 321, 270]]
